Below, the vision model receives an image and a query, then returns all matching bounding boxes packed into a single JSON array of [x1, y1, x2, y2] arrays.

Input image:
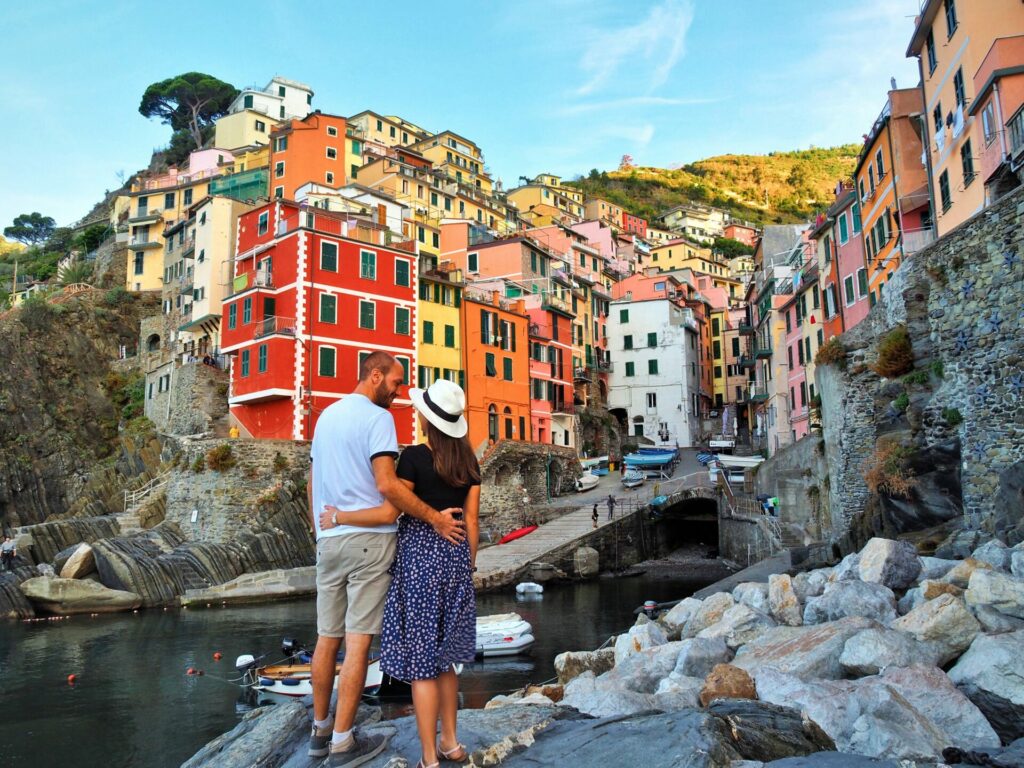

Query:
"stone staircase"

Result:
[[118, 471, 170, 535]]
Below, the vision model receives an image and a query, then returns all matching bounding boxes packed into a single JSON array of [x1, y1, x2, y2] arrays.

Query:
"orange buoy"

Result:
[[213, 652, 222, 661], [67, 674, 77, 685], [186, 667, 196, 675]]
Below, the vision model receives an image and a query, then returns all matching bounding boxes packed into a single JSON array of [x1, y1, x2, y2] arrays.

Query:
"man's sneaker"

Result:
[[309, 723, 332, 758], [327, 731, 390, 767]]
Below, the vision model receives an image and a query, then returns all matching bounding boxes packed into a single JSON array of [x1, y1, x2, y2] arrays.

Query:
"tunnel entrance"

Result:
[[658, 497, 720, 555]]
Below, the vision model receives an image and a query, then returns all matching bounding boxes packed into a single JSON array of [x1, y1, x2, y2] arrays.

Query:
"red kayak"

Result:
[[498, 525, 537, 544]]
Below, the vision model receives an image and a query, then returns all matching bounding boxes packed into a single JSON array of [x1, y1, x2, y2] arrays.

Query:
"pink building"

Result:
[[969, 34, 1024, 205]]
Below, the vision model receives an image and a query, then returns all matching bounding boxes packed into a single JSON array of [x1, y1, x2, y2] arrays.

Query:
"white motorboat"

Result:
[[515, 582, 544, 594], [476, 612, 535, 657]]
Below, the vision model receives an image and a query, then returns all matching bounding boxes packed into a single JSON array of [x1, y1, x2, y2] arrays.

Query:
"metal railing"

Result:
[[901, 228, 936, 254], [123, 472, 170, 515], [254, 315, 296, 339]]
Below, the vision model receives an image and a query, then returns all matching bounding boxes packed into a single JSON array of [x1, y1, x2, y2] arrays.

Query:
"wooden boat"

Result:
[[246, 656, 385, 698], [498, 525, 537, 544]]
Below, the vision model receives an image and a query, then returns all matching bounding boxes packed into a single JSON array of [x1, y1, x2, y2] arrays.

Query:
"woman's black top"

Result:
[[396, 443, 480, 512]]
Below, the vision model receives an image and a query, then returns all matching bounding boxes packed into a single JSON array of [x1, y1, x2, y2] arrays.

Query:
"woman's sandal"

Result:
[[437, 742, 469, 763], [416, 761, 440, 768]]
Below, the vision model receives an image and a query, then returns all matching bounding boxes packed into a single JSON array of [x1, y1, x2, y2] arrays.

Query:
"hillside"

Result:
[[568, 144, 861, 227]]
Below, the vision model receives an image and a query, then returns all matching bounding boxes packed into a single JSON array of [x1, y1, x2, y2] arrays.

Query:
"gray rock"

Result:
[[965, 569, 1024, 620], [948, 630, 1024, 744], [936, 528, 988, 560], [573, 546, 599, 578], [971, 604, 1024, 634], [658, 596, 702, 640], [19, 576, 142, 614], [917, 556, 958, 581], [857, 538, 922, 590], [734, 582, 771, 614], [553, 648, 615, 685], [897, 587, 923, 615], [560, 671, 661, 717], [829, 553, 861, 583], [698, 604, 777, 649], [762, 755, 904, 767], [1013, 550, 1024, 578], [972, 540, 1013, 571], [732, 616, 877, 681], [891, 593, 981, 665], [792, 569, 831, 602], [59, 543, 96, 579], [769, 574, 803, 627], [601, 641, 685, 693], [654, 671, 704, 701], [36, 563, 56, 577], [180, 567, 315, 607], [940, 737, 1024, 768], [942, 557, 994, 588], [182, 701, 309, 767], [613, 618, 667, 664], [673, 636, 734, 678], [839, 628, 941, 677], [683, 591, 736, 638], [803, 581, 897, 626]]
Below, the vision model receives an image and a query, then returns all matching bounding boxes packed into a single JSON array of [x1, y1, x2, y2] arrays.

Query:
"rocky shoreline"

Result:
[[183, 535, 1024, 767]]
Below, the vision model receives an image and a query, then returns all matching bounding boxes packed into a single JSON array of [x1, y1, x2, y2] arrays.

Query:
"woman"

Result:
[[320, 379, 480, 768]]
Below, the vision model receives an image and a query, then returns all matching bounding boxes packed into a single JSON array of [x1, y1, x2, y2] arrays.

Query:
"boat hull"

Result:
[[498, 525, 537, 544]]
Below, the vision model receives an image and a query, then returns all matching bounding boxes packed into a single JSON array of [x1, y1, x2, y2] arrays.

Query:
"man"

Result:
[[606, 494, 616, 521], [307, 351, 465, 767], [591, 504, 599, 529], [1, 535, 16, 571]]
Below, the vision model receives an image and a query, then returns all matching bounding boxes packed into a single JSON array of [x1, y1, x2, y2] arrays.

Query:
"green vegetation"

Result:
[[815, 338, 848, 369], [139, 72, 238, 150], [205, 443, 236, 472], [863, 442, 917, 499], [942, 407, 963, 427], [104, 371, 145, 421], [272, 452, 290, 473], [4, 212, 55, 246], [902, 369, 929, 386], [894, 391, 910, 412], [569, 144, 861, 226], [872, 326, 914, 379], [712, 237, 754, 258], [192, 455, 206, 473], [930, 360, 944, 379]]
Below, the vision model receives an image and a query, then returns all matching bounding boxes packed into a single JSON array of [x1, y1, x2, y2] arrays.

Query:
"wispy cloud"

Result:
[[574, 0, 695, 97], [556, 95, 722, 117]]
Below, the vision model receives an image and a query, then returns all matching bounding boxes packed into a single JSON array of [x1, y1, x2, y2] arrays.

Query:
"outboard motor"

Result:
[[281, 637, 302, 658]]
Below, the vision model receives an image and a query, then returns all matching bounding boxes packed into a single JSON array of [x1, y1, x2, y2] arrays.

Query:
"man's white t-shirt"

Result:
[[310, 393, 399, 540]]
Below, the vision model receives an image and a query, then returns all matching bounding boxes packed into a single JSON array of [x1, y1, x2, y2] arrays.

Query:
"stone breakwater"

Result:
[[183, 535, 1024, 767]]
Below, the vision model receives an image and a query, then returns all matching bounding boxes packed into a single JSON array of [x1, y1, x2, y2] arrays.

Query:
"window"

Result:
[[243, 94, 254, 109], [395, 259, 410, 287], [788, 346, 794, 370], [961, 139, 975, 186], [805, 337, 811, 365], [647, 332, 657, 348], [274, 161, 285, 179], [485, 352, 496, 377], [358, 301, 375, 329], [624, 334, 633, 349], [648, 359, 658, 375], [875, 149, 885, 180], [953, 68, 965, 108], [939, 170, 951, 212], [184, 189, 193, 206], [228, 303, 237, 329], [395, 306, 410, 335], [838, 212, 849, 244], [274, 137, 287, 152], [256, 211, 269, 236], [981, 103, 996, 145], [324, 171, 334, 185], [468, 252, 478, 272], [240, 350, 250, 377], [255, 120, 266, 132], [317, 241, 337, 271], [646, 392, 657, 408], [869, 166, 875, 193], [732, 337, 740, 357], [625, 362, 635, 377], [274, 186, 283, 199], [503, 357, 513, 380], [360, 250, 376, 280], [326, 147, 337, 159], [711, 317, 720, 335], [444, 324, 455, 347], [925, 28, 937, 74], [857, 268, 869, 298], [933, 104, 943, 135], [258, 344, 268, 373], [319, 293, 337, 323], [619, 309, 629, 323], [278, 85, 286, 97], [318, 346, 336, 377], [242, 297, 252, 324], [133, 251, 144, 275], [844, 275, 856, 306], [945, 0, 957, 38]]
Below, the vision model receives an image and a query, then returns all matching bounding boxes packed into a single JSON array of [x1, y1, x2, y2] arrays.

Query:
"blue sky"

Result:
[[1, 0, 922, 228]]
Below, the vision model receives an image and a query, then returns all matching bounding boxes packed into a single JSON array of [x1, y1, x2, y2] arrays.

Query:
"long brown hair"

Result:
[[424, 420, 481, 487]]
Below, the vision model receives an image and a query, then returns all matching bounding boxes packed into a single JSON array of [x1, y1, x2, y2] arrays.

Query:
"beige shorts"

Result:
[[316, 531, 396, 637]]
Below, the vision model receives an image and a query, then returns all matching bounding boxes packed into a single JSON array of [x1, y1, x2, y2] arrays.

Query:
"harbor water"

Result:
[[0, 573, 713, 767]]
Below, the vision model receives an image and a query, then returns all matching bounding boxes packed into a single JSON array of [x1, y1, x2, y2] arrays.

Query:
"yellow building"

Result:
[[213, 109, 280, 151], [348, 111, 429, 155], [409, 131, 494, 196], [223, 144, 270, 174], [584, 198, 623, 228], [507, 174, 585, 227], [647, 239, 714, 271], [417, 258, 465, 441]]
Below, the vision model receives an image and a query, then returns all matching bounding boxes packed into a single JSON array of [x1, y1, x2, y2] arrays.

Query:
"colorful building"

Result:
[[268, 112, 352, 200], [907, 0, 1024, 235], [621, 212, 647, 238], [525, 295, 575, 448], [220, 200, 417, 442], [416, 255, 465, 401], [969, 34, 1024, 206], [723, 223, 758, 247], [854, 89, 930, 301], [228, 76, 313, 122], [584, 198, 623, 229], [507, 174, 585, 227], [657, 203, 726, 244], [214, 109, 280, 151]]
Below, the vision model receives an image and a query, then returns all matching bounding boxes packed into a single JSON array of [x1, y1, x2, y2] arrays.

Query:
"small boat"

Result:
[[499, 525, 537, 544], [622, 468, 645, 488], [245, 656, 386, 698], [515, 582, 543, 594], [589, 467, 609, 477], [476, 612, 535, 657]]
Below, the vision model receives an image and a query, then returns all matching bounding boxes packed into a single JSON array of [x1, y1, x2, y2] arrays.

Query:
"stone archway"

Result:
[[146, 333, 161, 352]]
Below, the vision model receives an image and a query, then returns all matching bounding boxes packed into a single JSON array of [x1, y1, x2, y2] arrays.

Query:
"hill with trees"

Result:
[[568, 144, 861, 226]]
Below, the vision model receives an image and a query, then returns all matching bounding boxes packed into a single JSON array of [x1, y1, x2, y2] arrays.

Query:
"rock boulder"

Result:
[[20, 576, 142, 614], [672, 636, 734, 678], [803, 581, 897, 626], [734, 582, 771, 614], [59, 543, 96, 579], [965, 569, 1024, 620], [943, 557, 993, 589], [697, 604, 777, 649], [658, 597, 702, 640], [839, 628, 941, 677], [613, 618, 667, 664], [700, 663, 757, 706], [769, 574, 803, 627], [948, 630, 1024, 744], [972, 540, 1013, 571], [554, 648, 615, 685], [891, 593, 980, 664], [857, 538, 921, 590], [683, 591, 736, 638], [732, 616, 877, 681]]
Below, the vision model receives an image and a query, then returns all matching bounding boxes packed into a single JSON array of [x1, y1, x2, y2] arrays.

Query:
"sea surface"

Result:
[[0, 573, 711, 767]]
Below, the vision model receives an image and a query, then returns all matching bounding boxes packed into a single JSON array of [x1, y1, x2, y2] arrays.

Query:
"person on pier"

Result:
[[321, 378, 479, 768], [307, 353, 465, 767]]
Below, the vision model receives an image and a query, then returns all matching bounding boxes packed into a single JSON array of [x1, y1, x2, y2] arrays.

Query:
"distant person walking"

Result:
[[1, 535, 16, 571], [606, 494, 616, 521], [591, 504, 599, 529]]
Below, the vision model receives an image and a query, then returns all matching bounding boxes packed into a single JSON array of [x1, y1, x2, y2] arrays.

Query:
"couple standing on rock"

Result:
[[307, 351, 480, 768]]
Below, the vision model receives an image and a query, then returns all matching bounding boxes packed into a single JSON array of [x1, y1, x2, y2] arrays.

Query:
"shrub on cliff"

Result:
[[862, 442, 917, 499], [206, 443, 235, 472], [872, 326, 913, 378], [815, 338, 847, 369]]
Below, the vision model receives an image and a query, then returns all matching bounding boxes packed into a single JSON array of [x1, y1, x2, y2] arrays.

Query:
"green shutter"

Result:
[[648, 359, 658, 374], [620, 309, 628, 322], [320, 294, 336, 323], [396, 307, 409, 335], [258, 344, 268, 372], [503, 357, 513, 380], [240, 350, 250, 377], [359, 302, 375, 329], [423, 320, 434, 343], [321, 242, 338, 271], [319, 347, 335, 376], [625, 362, 634, 377], [444, 324, 455, 347], [647, 332, 657, 347], [485, 352, 496, 376], [395, 259, 409, 287]]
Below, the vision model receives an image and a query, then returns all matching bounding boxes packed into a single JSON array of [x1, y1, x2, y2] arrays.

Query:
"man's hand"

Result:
[[433, 508, 466, 544], [320, 506, 339, 530]]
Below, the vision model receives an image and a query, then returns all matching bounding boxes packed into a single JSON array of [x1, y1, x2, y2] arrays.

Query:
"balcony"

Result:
[[573, 367, 591, 382], [541, 292, 573, 315], [748, 382, 769, 402], [738, 322, 755, 335], [182, 236, 196, 258], [254, 315, 296, 339], [129, 209, 163, 224], [754, 345, 773, 359], [129, 236, 162, 249], [901, 227, 936, 255], [592, 359, 613, 373], [231, 270, 274, 295], [551, 401, 574, 415], [739, 355, 756, 369]]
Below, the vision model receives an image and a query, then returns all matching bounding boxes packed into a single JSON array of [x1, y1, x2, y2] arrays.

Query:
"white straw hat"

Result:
[[408, 379, 469, 438]]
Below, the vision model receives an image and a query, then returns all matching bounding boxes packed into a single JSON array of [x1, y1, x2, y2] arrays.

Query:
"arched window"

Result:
[[503, 406, 513, 439], [146, 334, 161, 352], [487, 404, 498, 442]]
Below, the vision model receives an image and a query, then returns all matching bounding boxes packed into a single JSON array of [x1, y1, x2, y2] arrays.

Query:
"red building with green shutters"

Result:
[[220, 200, 417, 441]]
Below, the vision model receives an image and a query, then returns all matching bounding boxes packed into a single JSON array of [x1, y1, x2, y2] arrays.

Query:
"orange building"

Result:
[[461, 291, 531, 452], [268, 112, 354, 200], [854, 88, 929, 301], [969, 34, 1024, 206]]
